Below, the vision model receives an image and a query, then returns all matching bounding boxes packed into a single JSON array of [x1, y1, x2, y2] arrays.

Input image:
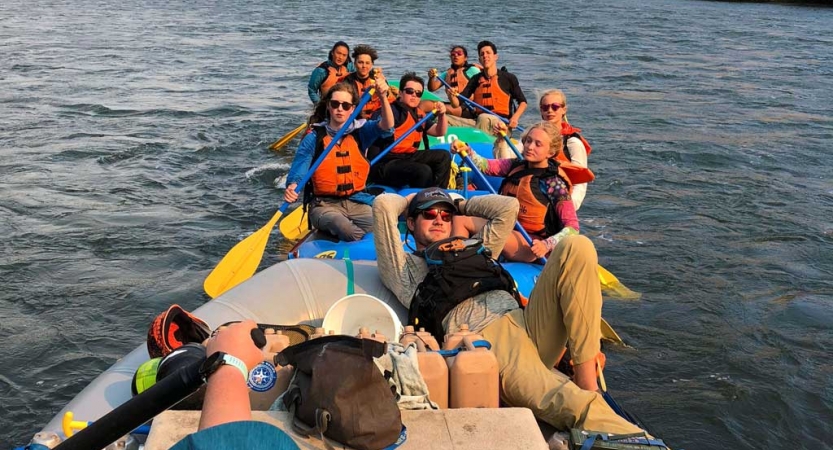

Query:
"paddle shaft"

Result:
[[436, 76, 524, 132], [459, 150, 546, 263], [370, 110, 437, 165], [499, 130, 524, 159], [282, 87, 376, 215]]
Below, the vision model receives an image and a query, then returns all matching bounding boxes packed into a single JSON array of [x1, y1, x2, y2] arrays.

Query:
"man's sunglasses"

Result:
[[540, 103, 564, 112], [402, 87, 424, 98], [418, 208, 453, 222], [450, 50, 464, 57], [329, 100, 355, 111]]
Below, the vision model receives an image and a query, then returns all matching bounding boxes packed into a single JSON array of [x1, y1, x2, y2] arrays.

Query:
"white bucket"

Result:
[[323, 294, 403, 341]]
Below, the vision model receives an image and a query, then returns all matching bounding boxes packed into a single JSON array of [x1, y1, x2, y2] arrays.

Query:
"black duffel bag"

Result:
[[278, 335, 403, 450]]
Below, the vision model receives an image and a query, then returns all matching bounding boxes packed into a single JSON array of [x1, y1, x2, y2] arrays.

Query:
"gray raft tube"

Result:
[[40, 258, 407, 437]]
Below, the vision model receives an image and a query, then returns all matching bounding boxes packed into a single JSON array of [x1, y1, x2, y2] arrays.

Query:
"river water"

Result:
[[2, 0, 832, 448]]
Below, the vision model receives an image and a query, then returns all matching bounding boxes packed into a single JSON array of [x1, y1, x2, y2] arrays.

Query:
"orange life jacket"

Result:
[[309, 127, 369, 197], [341, 73, 383, 118], [499, 161, 573, 236], [445, 63, 479, 93], [471, 72, 512, 118], [318, 61, 350, 97], [558, 122, 593, 162], [389, 103, 427, 154]]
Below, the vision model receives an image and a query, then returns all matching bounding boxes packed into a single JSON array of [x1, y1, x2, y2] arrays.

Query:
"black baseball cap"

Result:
[[408, 187, 457, 217]]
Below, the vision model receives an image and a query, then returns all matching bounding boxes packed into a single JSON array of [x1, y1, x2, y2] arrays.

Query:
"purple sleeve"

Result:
[[542, 176, 579, 231], [484, 158, 515, 177]]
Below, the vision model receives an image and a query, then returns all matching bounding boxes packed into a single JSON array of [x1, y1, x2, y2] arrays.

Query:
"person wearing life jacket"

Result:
[[492, 89, 594, 210], [339, 44, 390, 120], [445, 41, 527, 136], [426, 45, 482, 102], [366, 72, 452, 189], [452, 122, 594, 263], [371, 187, 650, 436], [284, 79, 394, 241], [307, 41, 355, 104]]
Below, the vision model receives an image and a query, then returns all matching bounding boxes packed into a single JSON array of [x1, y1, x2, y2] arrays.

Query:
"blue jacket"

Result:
[[308, 60, 355, 103]]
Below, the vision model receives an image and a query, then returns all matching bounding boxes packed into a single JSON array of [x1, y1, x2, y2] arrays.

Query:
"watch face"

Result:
[[199, 351, 224, 377]]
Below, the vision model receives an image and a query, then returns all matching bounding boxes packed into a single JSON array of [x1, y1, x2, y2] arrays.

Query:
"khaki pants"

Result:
[[445, 113, 504, 136], [480, 235, 643, 434], [309, 198, 373, 242]]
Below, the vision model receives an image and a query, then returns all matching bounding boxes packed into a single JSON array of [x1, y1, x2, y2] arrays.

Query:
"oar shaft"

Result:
[[499, 130, 523, 159], [436, 76, 524, 132], [459, 151, 545, 263], [280, 88, 375, 215], [370, 110, 437, 165]]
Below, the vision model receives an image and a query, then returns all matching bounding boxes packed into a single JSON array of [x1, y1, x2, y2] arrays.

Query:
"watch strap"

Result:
[[220, 353, 249, 382]]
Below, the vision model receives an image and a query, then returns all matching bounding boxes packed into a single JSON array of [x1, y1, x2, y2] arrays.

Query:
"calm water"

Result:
[[2, 0, 832, 448]]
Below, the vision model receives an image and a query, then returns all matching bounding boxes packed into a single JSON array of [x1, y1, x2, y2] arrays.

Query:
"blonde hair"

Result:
[[520, 121, 563, 159], [538, 89, 567, 108]]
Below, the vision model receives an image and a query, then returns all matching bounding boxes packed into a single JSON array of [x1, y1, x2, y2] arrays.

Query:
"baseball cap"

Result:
[[407, 187, 457, 217]]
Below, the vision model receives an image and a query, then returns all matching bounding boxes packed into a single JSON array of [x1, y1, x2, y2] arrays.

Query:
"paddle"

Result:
[[279, 109, 441, 241], [268, 122, 307, 152], [435, 75, 525, 132], [457, 147, 627, 345], [498, 129, 524, 159], [203, 88, 376, 299]]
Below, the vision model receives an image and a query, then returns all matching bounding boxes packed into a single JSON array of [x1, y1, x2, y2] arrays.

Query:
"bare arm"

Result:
[[198, 321, 263, 431]]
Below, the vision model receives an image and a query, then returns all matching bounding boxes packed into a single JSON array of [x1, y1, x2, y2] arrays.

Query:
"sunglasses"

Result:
[[329, 100, 355, 111], [540, 103, 564, 112], [402, 87, 424, 98], [418, 208, 453, 222], [449, 50, 464, 57]]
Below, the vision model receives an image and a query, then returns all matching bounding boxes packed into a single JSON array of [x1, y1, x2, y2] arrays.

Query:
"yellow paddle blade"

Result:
[[203, 210, 283, 298], [598, 264, 641, 300], [600, 318, 625, 346], [268, 123, 307, 152], [278, 205, 309, 241]]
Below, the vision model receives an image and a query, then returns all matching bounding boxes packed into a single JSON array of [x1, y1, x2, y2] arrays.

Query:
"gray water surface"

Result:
[[2, 0, 832, 448]]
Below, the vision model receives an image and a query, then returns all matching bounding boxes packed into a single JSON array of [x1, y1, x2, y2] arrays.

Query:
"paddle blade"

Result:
[[600, 318, 626, 346], [269, 123, 307, 152], [203, 211, 283, 298], [278, 206, 309, 241], [598, 265, 641, 300]]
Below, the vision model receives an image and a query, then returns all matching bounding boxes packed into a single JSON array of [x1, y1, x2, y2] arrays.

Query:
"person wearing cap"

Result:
[[367, 72, 452, 189], [372, 188, 645, 435], [308, 41, 355, 104], [171, 321, 299, 449]]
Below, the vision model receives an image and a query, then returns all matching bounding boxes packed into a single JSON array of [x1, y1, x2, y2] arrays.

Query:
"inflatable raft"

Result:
[[36, 258, 406, 441]]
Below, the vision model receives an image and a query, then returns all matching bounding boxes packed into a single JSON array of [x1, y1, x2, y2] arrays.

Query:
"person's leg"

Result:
[[410, 150, 452, 188], [309, 200, 365, 242], [480, 311, 642, 434], [445, 115, 476, 128], [524, 235, 603, 391], [344, 200, 374, 235], [374, 158, 432, 188], [475, 114, 502, 135], [451, 216, 486, 239]]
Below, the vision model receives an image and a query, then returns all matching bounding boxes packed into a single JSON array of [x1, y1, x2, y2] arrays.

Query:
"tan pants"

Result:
[[445, 113, 503, 136], [480, 235, 643, 434]]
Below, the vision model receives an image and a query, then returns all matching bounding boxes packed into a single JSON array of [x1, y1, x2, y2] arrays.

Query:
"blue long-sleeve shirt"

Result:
[[308, 61, 355, 104], [286, 120, 393, 205]]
